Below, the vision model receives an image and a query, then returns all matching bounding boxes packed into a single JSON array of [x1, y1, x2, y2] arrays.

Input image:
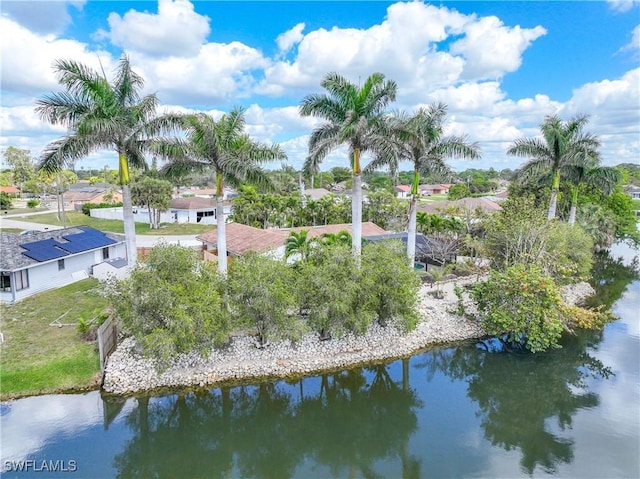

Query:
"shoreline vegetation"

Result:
[[102, 278, 595, 396]]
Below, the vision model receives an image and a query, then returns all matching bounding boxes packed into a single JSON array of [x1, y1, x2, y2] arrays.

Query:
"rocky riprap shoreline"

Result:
[[102, 279, 595, 395]]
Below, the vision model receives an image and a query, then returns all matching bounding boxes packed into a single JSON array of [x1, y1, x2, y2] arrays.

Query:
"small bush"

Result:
[[27, 199, 40, 209], [472, 264, 566, 352]]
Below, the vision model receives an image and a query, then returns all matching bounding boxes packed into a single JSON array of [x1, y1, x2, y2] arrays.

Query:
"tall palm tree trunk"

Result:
[[352, 149, 363, 258], [352, 174, 362, 257], [407, 195, 417, 268], [216, 175, 228, 274], [121, 184, 138, 264], [407, 170, 420, 267], [568, 186, 578, 226], [547, 169, 560, 220]]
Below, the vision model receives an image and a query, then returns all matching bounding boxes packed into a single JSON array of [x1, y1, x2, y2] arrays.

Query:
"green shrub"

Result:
[[26, 199, 40, 209], [105, 243, 230, 365], [227, 253, 298, 346], [472, 265, 566, 352], [361, 240, 420, 331], [296, 245, 363, 339]]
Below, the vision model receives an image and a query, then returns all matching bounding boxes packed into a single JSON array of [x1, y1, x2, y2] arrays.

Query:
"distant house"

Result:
[[625, 186, 640, 199], [0, 226, 127, 303], [418, 184, 451, 196], [0, 186, 20, 197], [89, 197, 232, 225], [303, 188, 333, 200], [395, 185, 411, 199], [63, 187, 123, 210], [168, 197, 231, 225], [418, 197, 503, 215]]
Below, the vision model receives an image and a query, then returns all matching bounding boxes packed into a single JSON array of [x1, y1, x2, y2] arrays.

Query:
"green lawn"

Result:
[[0, 279, 109, 399], [9, 211, 215, 235]]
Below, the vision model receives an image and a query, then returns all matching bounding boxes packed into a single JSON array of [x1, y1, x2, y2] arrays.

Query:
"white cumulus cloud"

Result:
[[277, 23, 305, 53], [98, 0, 211, 57]]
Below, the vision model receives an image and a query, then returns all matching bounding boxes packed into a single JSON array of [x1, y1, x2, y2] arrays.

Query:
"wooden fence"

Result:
[[97, 316, 120, 371]]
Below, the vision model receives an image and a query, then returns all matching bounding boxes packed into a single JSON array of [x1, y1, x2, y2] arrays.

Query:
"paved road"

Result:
[[0, 216, 202, 247]]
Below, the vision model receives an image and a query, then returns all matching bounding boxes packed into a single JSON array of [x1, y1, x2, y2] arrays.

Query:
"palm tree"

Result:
[[285, 230, 313, 262], [576, 204, 617, 250], [35, 55, 181, 263], [161, 108, 286, 273], [367, 103, 480, 267], [562, 156, 621, 226], [319, 230, 352, 247], [300, 72, 397, 258], [507, 114, 600, 220]]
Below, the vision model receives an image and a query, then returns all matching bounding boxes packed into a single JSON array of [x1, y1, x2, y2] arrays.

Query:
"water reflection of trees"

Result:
[[113, 363, 422, 478], [586, 249, 639, 309], [424, 332, 612, 475]]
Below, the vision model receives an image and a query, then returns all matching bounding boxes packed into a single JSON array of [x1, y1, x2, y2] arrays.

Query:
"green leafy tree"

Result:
[[0, 192, 13, 209], [105, 243, 230, 365], [484, 196, 593, 283], [603, 191, 640, 245], [447, 183, 471, 200], [472, 264, 567, 352], [297, 244, 365, 339], [131, 176, 173, 229], [227, 253, 298, 346], [36, 55, 183, 264], [366, 103, 479, 266], [361, 240, 419, 329], [3, 146, 35, 189], [162, 108, 285, 273], [508, 114, 600, 220], [561, 158, 620, 225], [300, 72, 398, 257]]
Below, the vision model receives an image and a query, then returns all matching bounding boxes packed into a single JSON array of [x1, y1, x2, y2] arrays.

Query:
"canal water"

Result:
[[2, 243, 638, 478]]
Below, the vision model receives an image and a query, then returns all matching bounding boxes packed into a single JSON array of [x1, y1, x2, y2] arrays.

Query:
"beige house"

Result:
[[63, 188, 122, 210]]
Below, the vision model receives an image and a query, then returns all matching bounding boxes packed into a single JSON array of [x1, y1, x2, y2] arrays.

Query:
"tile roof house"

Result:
[[418, 197, 503, 215], [395, 185, 411, 198], [0, 186, 20, 196], [196, 222, 388, 263], [0, 226, 126, 303]]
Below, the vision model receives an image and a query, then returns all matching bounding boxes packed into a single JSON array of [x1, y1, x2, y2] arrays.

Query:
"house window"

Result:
[[14, 269, 29, 291], [103, 247, 109, 260], [196, 210, 215, 223], [1, 273, 10, 291], [58, 259, 65, 271]]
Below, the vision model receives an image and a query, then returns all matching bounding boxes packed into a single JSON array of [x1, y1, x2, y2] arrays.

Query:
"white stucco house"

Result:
[[89, 198, 232, 225], [0, 226, 127, 303]]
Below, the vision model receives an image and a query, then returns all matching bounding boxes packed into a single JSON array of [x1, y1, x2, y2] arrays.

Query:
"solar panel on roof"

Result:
[[57, 230, 116, 254], [21, 238, 63, 251], [22, 247, 68, 262]]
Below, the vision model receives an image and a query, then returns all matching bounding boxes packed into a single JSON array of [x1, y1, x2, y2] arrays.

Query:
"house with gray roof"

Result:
[[0, 226, 126, 303]]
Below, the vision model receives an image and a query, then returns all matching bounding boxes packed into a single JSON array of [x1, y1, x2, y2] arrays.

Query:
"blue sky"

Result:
[[1, 0, 638, 173]]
